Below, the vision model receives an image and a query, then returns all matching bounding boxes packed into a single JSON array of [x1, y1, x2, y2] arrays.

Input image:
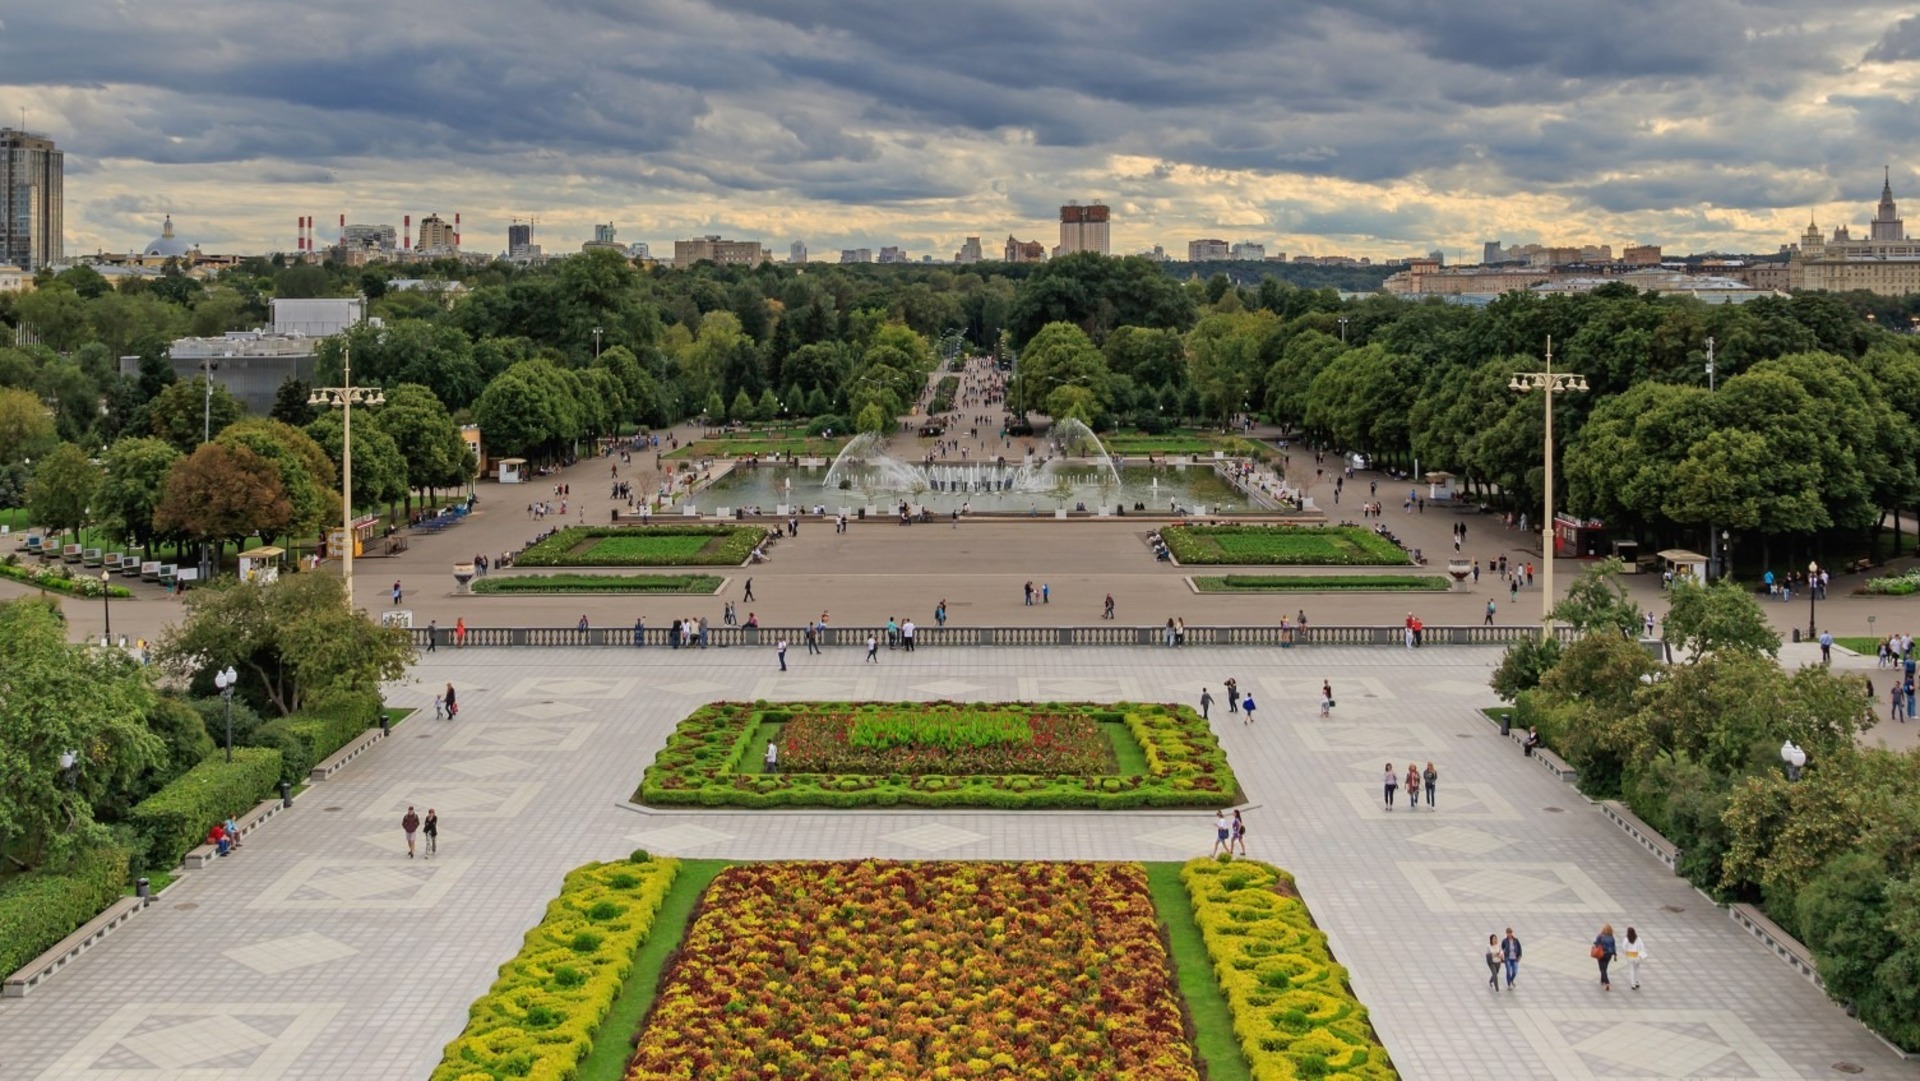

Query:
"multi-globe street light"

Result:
[[214, 665, 239, 763], [309, 346, 384, 609], [1509, 337, 1589, 639]]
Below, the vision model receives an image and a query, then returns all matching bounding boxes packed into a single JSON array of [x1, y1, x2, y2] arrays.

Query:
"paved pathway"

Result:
[[0, 646, 1911, 1081]]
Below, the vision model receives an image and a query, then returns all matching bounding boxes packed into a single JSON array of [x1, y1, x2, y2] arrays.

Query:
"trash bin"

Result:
[[1500, 713, 1512, 737], [280, 781, 293, 808], [1791, 628, 1801, 643], [135, 877, 151, 900]]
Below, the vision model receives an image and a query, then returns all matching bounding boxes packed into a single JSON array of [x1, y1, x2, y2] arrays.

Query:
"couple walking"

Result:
[[400, 806, 439, 858], [1210, 809, 1247, 856]]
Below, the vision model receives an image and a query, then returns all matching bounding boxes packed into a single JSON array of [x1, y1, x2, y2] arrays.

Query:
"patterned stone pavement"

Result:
[[0, 645, 1912, 1081]]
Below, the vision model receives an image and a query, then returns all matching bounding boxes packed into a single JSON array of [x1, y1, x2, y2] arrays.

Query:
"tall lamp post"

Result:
[[99, 570, 112, 644], [309, 346, 385, 609], [1510, 336, 1589, 638], [592, 326, 603, 360], [1807, 560, 1820, 638], [1705, 336, 1719, 578], [214, 665, 238, 763]]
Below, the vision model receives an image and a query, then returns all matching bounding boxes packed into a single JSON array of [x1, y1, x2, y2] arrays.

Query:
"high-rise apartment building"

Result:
[[1230, 241, 1265, 261], [672, 235, 766, 268], [956, 237, 983, 264], [789, 241, 808, 264], [508, 222, 535, 258], [1004, 236, 1047, 263], [1187, 238, 1230, 262], [839, 248, 873, 264], [417, 213, 457, 253], [341, 223, 398, 251], [877, 246, 908, 264], [1057, 203, 1110, 256], [1482, 240, 1503, 265], [0, 128, 63, 271]]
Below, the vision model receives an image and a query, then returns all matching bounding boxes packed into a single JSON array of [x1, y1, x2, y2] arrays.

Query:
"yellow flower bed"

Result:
[[432, 855, 679, 1081], [1182, 858, 1398, 1081]]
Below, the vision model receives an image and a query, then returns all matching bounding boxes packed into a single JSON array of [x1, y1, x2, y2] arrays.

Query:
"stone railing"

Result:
[[411, 623, 1573, 649]]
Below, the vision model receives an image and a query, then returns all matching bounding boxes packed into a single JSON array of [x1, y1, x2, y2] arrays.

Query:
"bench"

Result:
[[309, 725, 386, 783], [181, 798, 290, 869], [1493, 716, 1581, 782], [1847, 557, 1874, 574], [1729, 903, 1823, 988], [3, 895, 150, 997], [1601, 800, 1681, 873]]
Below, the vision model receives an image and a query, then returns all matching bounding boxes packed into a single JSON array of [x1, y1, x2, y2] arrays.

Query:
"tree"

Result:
[[158, 572, 415, 717], [215, 419, 337, 539], [25, 442, 102, 543], [152, 443, 292, 554], [1664, 578, 1781, 659], [855, 402, 887, 434], [144, 377, 242, 453], [729, 388, 754, 423], [0, 385, 58, 465], [1015, 322, 1109, 415], [372, 384, 469, 506], [269, 376, 318, 426], [305, 410, 408, 511], [0, 598, 161, 869], [95, 437, 182, 552], [1490, 635, 1561, 701], [1550, 558, 1643, 639]]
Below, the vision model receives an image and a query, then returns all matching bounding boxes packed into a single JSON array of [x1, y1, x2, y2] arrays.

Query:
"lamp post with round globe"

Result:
[[214, 666, 239, 763]]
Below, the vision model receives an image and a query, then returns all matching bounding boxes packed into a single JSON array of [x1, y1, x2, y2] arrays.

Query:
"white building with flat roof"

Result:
[[270, 297, 365, 337]]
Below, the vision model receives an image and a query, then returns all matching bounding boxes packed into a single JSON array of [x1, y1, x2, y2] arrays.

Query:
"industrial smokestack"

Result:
[[454, 212, 460, 248], [404, 214, 411, 250]]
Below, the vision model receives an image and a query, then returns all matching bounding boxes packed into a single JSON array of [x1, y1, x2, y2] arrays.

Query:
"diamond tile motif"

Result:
[[1261, 676, 1398, 700], [1405, 826, 1517, 855], [1421, 679, 1492, 697], [504, 676, 634, 699], [1399, 861, 1618, 914], [360, 781, 542, 819], [1294, 723, 1445, 753], [883, 824, 988, 852], [653, 678, 731, 695], [911, 679, 988, 696], [248, 859, 471, 911], [1133, 825, 1214, 853], [1511, 1009, 1801, 1080], [33, 1002, 341, 1081], [506, 701, 590, 720], [1337, 781, 1520, 821], [752, 676, 876, 699], [442, 754, 534, 778], [223, 932, 359, 976], [442, 723, 596, 752], [1019, 676, 1138, 699], [625, 824, 738, 852], [356, 827, 464, 855]]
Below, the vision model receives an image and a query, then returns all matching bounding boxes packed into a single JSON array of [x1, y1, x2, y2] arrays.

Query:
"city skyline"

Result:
[[7, 2, 1920, 261]]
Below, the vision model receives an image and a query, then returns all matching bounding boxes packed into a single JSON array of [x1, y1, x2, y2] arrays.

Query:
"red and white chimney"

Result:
[[454, 212, 461, 248], [404, 214, 412, 250]]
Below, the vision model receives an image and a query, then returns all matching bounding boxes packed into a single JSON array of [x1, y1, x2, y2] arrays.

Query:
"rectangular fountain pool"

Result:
[[700, 462, 1256, 514]]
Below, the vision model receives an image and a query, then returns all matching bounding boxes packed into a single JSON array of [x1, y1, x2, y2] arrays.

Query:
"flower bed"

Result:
[[1182, 857, 1397, 1081], [636, 701, 1240, 809], [1162, 525, 1410, 566], [780, 709, 1113, 775], [514, 526, 764, 567], [432, 854, 679, 1081], [0, 559, 135, 597], [626, 860, 1202, 1081], [472, 573, 724, 594], [1859, 568, 1920, 595]]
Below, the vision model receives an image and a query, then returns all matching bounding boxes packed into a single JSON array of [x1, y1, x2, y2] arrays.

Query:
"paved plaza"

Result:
[[0, 645, 1913, 1081]]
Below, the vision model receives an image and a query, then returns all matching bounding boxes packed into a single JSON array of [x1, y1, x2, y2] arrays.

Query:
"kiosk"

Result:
[[1658, 548, 1709, 585], [497, 458, 526, 484], [237, 546, 284, 584]]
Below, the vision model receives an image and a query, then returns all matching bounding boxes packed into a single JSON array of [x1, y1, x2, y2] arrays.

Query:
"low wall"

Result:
[[408, 624, 1574, 649]]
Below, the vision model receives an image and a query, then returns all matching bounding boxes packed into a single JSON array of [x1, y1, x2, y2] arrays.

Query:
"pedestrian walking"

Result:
[[865, 633, 879, 663], [1383, 763, 1397, 808], [776, 637, 788, 671], [1484, 600, 1496, 626], [1042, 582, 1050, 604], [392, 580, 402, 605], [1623, 927, 1647, 989], [1199, 687, 1213, 720], [1485, 934, 1503, 992], [1230, 809, 1247, 856], [454, 617, 466, 648], [1320, 679, 1333, 718], [443, 683, 457, 718], [402, 806, 420, 858], [1592, 924, 1617, 990], [1423, 761, 1437, 809], [1225, 678, 1240, 714], [764, 739, 779, 774], [1404, 764, 1420, 810], [1241, 693, 1256, 724], [434, 692, 446, 720], [423, 809, 438, 858], [1819, 629, 1833, 665], [426, 620, 437, 652], [806, 621, 821, 655], [1895, 680, 1906, 724], [633, 617, 645, 648], [1103, 593, 1115, 619], [743, 577, 755, 602], [1501, 928, 1522, 989], [935, 600, 947, 627], [1211, 810, 1232, 857]]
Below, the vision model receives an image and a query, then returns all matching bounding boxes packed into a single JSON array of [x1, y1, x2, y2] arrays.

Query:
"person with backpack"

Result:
[[1225, 678, 1240, 714]]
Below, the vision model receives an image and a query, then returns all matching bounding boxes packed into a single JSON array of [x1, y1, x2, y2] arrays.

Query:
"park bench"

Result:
[[182, 798, 288, 869], [1601, 800, 1681, 873], [309, 725, 387, 783], [1846, 556, 1875, 573], [102, 553, 123, 573], [2, 895, 150, 998]]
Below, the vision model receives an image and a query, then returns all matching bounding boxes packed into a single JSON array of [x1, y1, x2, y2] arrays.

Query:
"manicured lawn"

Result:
[[1195, 574, 1451, 592], [1835, 636, 1882, 654], [664, 436, 848, 460], [1145, 862, 1252, 1081], [472, 572, 723, 594], [575, 859, 728, 1081], [638, 700, 1240, 809], [515, 525, 764, 567], [1163, 524, 1410, 566]]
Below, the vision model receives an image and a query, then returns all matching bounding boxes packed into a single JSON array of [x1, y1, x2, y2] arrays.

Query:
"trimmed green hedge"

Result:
[[431, 855, 679, 1081], [1162, 525, 1410, 566], [127, 747, 282, 869], [515, 526, 763, 568], [1194, 574, 1451, 592], [638, 700, 1241, 809], [250, 692, 380, 785], [472, 573, 723, 595], [0, 843, 130, 977]]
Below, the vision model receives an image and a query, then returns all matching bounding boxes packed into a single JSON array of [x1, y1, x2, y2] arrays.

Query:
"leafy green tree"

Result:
[[1490, 635, 1562, 701], [1663, 578, 1780, 659], [158, 569, 414, 716], [1550, 558, 1643, 638], [372, 384, 469, 506], [1005, 253, 1196, 346], [855, 402, 887, 434], [1188, 311, 1276, 427], [152, 442, 292, 556], [730, 388, 754, 424], [215, 419, 337, 539], [269, 377, 317, 426], [305, 410, 408, 511], [757, 387, 781, 421], [95, 437, 182, 552], [0, 384, 58, 464], [1014, 322, 1109, 415], [144, 377, 242, 454], [24, 442, 101, 543]]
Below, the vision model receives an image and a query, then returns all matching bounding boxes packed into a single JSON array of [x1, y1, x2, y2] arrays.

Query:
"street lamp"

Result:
[[100, 570, 112, 644], [1705, 336, 1720, 578], [58, 749, 79, 786], [1509, 336, 1589, 638], [592, 326, 603, 360], [214, 666, 239, 763], [1807, 559, 1819, 638], [309, 345, 385, 609], [1720, 529, 1731, 580], [1780, 739, 1806, 781], [1337, 317, 1350, 344]]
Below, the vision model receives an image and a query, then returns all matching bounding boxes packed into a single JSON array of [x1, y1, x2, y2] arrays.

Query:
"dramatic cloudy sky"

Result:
[[8, 1, 1920, 261]]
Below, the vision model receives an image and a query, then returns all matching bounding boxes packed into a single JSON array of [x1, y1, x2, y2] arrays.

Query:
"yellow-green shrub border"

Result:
[[1182, 857, 1398, 1081], [431, 855, 679, 1081]]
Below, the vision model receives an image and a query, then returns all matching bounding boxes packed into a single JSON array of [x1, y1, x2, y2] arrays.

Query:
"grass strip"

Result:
[[1107, 720, 1151, 775], [1146, 861, 1253, 1081], [576, 858, 730, 1081], [473, 572, 724, 594], [1194, 574, 1451, 592], [124, 869, 175, 897], [1835, 635, 1881, 654]]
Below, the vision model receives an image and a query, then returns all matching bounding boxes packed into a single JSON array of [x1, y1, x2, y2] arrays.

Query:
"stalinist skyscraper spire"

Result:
[[1872, 166, 1905, 241]]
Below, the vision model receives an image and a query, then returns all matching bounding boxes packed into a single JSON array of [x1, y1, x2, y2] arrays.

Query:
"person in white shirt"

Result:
[[1623, 927, 1648, 989], [1211, 811, 1231, 856]]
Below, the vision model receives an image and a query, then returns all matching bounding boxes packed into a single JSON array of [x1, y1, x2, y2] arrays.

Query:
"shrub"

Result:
[[126, 747, 283, 869], [514, 525, 761, 567], [1160, 524, 1410, 566], [1182, 857, 1398, 1080], [430, 856, 678, 1081], [250, 691, 378, 785], [0, 841, 130, 976]]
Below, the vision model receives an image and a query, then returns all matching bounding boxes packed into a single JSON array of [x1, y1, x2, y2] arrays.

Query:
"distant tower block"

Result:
[[1057, 202, 1111, 256]]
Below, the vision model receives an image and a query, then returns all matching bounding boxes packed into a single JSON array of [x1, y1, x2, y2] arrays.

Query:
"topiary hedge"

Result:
[[126, 747, 282, 870], [515, 525, 762, 568], [250, 692, 381, 785], [637, 700, 1241, 809], [0, 842, 130, 977], [1182, 857, 1398, 1081], [430, 855, 679, 1081]]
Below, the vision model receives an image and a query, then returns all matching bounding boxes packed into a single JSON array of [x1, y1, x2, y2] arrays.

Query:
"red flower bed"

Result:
[[626, 861, 1201, 1080], [779, 711, 1114, 775]]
